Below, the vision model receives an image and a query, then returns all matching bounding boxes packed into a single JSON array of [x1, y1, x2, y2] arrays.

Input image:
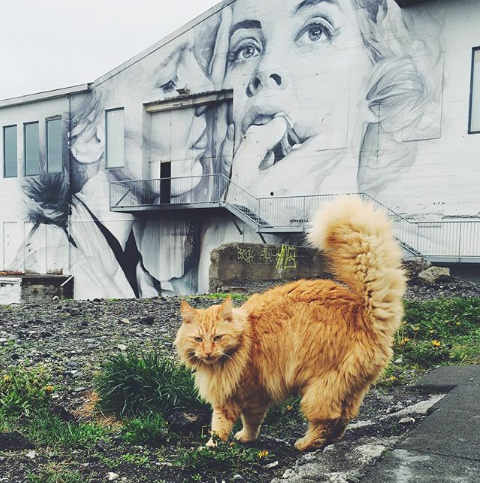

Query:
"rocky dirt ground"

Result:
[[0, 273, 478, 482]]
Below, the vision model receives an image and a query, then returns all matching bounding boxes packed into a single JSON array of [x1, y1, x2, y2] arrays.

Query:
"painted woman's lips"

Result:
[[241, 106, 283, 135], [240, 107, 302, 169]]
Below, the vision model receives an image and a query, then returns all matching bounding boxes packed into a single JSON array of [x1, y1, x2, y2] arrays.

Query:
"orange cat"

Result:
[[175, 197, 406, 451]]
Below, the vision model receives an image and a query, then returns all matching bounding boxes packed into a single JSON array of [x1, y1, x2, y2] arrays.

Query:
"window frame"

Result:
[[3, 124, 17, 178], [23, 121, 40, 176], [46, 116, 63, 174], [468, 46, 480, 134], [105, 107, 125, 169]]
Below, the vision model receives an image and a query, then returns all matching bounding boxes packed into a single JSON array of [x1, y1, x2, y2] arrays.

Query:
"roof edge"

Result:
[[92, 0, 235, 88], [0, 83, 91, 109]]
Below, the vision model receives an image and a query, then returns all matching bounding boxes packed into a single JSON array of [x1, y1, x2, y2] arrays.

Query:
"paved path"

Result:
[[361, 365, 480, 483]]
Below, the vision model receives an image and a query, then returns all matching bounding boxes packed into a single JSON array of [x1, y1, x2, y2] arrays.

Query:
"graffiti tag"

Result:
[[237, 247, 255, 264], [276, 245, 297, 271]]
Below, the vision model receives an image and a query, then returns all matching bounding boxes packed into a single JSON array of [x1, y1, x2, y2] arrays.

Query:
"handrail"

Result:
[[109, 174, 480, 259]]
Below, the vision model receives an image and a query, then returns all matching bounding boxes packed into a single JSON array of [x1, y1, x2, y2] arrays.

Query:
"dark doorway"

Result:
[[160, 162, 171, 204]]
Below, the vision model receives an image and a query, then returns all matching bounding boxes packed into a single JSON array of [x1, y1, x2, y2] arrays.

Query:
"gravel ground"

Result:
[[0, 274, 478, 482]]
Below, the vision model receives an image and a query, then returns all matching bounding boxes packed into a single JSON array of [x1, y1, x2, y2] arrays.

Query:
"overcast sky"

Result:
[[0, 0, 222, 100]]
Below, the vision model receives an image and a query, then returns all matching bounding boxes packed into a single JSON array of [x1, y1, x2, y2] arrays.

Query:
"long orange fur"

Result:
[[174, 197, 406, 451]]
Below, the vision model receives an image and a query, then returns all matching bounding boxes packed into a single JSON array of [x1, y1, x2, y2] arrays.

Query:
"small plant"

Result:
[[395, 297, 480, 367], [264, 397, 300, 425], [26, 409, 107, 449], [379, 297, 480, 385], [120, 453, 151, 466], [121, 413, 168, 445], [0, 365, 53, 420], [27, 465, 86, 483], [96, 350, 208, 418], [174, 438, 273, 471]]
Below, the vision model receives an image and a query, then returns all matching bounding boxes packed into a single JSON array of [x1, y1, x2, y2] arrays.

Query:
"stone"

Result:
[[399, 417, 416, 425], [0, 432, 35, 450], [117, 344, 128, 351], [107, 472, 119, 481], [26, 450, 37, 459], [167, 410, 210, 435], [51, 405, 77, 422], [418, 266, 451, 284], [96, 440, 110, 452], [140, 316, 155, 325], [402, 257, 431, 280]]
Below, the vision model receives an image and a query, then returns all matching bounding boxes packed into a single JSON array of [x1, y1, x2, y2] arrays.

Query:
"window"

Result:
[[46, 118, 63, 173], [105, 108, 124, 168], [24, 122, 40, 176], [469, 47, 480, 134], [3, 125, 17, 178]]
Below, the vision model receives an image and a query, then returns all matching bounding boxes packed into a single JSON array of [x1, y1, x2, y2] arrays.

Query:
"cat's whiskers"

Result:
[[219, 351, 235, 363], [184, 353, 200, 364]]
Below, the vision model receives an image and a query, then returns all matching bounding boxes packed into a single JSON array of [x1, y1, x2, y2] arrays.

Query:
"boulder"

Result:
[[0, 432, 35, 450], [418, 266, 451, 284], [402, 257, 432, 280], [167, 409, 210, 435]]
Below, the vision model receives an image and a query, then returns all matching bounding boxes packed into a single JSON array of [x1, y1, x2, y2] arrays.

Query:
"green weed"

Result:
[[26, 409, 107, 449], [0, 365, 53, 420], [96, 351, 207, 418], [121, 413, 168, 445], [174, 437, 272, 471], [27, 465, 86, 483], [379, 297, 480, 385]]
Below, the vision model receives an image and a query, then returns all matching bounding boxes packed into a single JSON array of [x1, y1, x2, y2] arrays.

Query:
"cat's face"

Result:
[[175, 297, 245, 367]]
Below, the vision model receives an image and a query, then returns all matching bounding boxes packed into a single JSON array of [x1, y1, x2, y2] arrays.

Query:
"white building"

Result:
[[0, 0, 479, 298]]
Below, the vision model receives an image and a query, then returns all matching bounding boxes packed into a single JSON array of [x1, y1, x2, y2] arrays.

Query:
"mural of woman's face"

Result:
[[224, 0, 372, 159]]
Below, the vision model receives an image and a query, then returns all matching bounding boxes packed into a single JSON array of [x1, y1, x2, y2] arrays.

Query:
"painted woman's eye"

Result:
[[213, 335, 223, 342], [158, 75, 179, 93], [296, 19, 334, 45], [230, 41, 261, 63], [194, 337, 203, 343]]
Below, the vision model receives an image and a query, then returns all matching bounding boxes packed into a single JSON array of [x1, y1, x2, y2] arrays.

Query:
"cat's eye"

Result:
[[213, 335, 223, 342], [194, 337, 203, 342]]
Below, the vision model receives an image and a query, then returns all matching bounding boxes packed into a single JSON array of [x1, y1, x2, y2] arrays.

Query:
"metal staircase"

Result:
[[110, 174, 479, 263]]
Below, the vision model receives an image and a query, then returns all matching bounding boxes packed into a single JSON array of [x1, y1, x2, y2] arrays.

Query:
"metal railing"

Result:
[[110, 174, 479, 260]]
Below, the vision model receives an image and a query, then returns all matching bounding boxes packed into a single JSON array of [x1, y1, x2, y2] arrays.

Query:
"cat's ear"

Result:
[[220, 296, 233, 322], [180, 300, 197, 324]]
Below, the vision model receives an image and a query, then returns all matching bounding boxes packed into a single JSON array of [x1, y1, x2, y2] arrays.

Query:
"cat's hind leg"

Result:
[[295, 378, 347, 452], [235, 402, 269, 443]]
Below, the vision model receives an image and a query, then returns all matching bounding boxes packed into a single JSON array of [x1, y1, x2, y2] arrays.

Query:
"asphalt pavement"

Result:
[[360, 365, 480, 483]]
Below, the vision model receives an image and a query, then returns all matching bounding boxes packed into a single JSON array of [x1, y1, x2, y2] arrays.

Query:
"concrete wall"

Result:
[[0, 0, 478, 298], [0, 275, 73, 305], [209, 242, 328, 292]]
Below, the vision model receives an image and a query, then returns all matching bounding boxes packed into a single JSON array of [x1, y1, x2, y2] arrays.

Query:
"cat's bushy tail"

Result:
[[307, 196, 406, 335]]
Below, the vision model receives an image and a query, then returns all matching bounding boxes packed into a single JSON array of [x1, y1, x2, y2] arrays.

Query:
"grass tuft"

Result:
[[96, 351, 207, 418], [26, 409, 108, 449], [121, 413, 168, 445], [174, 437, 272, 471], [0, 364, 53, 421]]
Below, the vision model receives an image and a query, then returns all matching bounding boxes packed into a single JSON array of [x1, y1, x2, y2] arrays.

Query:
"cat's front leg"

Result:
[[207, 402, 241, 447], [234, 403, 269, 443]]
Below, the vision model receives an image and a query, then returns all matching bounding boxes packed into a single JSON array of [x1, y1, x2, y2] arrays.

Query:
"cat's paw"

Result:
[[206, 438, 217, 448], [294, 436, 325, 452], [234, 429, 256, 443]]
